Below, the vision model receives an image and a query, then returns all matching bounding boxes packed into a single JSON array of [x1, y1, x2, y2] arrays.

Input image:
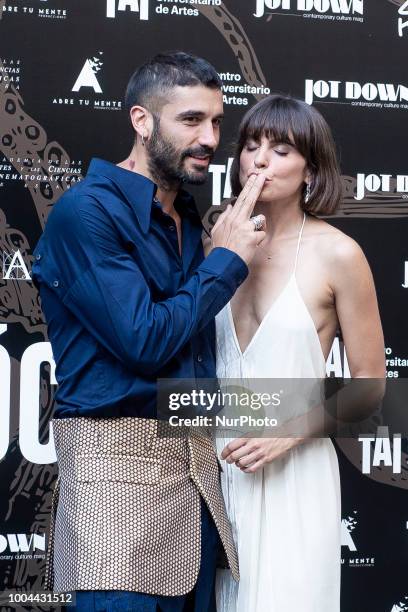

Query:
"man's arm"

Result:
[[33, 193, 248, 375]]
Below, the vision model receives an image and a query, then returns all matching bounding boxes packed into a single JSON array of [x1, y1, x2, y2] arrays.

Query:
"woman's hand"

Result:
[[221, 436, 305, 473]]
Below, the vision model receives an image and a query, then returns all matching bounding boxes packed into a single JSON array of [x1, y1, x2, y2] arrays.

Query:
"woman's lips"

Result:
[[248, 172, 272, 181]]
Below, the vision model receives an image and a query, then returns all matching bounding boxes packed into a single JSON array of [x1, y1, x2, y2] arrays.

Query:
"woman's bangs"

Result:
[[244, 103, 303, 148]]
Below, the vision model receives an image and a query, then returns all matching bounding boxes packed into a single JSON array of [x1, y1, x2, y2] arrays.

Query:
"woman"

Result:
[[213, 95, 386, 612]]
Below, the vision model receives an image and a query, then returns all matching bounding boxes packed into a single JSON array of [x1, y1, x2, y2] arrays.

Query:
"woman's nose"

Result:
[[254, 154, 268, 169]]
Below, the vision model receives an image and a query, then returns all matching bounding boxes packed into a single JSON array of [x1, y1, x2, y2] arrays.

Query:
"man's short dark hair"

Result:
[[124, 51, 222, 115]]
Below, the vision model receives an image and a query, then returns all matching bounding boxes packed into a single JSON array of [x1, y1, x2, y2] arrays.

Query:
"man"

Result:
[[33, 52, 266, 611]]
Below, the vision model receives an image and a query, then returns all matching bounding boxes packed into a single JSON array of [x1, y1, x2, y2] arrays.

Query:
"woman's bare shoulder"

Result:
[[306, 216, 366, 267]]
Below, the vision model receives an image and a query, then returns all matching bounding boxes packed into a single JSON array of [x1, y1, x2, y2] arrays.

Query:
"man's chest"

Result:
[[116, 214, 203, 300]]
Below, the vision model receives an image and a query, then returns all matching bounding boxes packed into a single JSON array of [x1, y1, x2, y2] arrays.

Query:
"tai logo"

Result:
[[209, 158, 233, 205], [305, 79, 408, 105], [403, 262, 408, 289], [341, 512, 357, 551], [72, 53, 103, 93], [326, 337, 350, 378], [254, 0, 363, 18], [106, 0, 149, 20], [359, 427, 402, 474], [0, 533, 46, 554], [2, 250, 31, 280]]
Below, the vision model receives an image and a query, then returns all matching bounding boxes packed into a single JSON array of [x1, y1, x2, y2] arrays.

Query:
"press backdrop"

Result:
[[1, 1, 408, 610]]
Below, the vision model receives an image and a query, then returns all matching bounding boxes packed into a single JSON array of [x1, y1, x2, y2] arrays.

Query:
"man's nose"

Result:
[[198, 122, 218, 150]]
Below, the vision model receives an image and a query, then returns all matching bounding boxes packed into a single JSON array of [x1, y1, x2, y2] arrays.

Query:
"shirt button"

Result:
[[197, 354, 203, 363], [53, 280, 59, 288], [35, 254, 42, 261], [169, 225, 175, 231]]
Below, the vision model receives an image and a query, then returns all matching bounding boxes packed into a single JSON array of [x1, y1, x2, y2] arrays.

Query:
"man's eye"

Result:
[[213, 118, 223, 127], [184, 117, 199, 124]]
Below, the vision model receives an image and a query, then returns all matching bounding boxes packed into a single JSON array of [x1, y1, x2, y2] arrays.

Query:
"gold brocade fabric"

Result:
[[44, 417, 239, 595]]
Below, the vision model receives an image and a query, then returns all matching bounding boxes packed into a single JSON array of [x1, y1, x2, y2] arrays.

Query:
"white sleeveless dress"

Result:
[[215, 215, 341, 612]]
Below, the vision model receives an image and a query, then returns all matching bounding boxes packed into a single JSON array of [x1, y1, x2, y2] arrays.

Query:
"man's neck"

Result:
[[117, 145, 179, 216], [155, 187, 179, 216]]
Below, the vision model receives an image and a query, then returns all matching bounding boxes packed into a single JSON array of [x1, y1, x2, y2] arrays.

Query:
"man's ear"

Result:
[[129, 105, 154, 143]]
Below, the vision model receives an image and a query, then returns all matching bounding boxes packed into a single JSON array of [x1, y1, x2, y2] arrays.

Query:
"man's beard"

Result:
[[146, 119, 214, 190]]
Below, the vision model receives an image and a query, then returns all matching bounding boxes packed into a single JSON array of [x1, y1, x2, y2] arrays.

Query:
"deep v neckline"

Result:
[[227, 274, 295, 357], [227, 212, 307, 358], [227, 275, 327, 364]]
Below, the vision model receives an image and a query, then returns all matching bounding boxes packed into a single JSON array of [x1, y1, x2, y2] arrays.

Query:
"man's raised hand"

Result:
[[210, 173, 267, 265]]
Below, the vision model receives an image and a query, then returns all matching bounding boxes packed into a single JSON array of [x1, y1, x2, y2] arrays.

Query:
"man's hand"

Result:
[[210, 174, 267, 265], [221, 436, 305, 473]]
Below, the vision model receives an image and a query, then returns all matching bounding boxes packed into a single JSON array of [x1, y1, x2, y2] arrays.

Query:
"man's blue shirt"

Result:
[[32, 158, 248, 418]]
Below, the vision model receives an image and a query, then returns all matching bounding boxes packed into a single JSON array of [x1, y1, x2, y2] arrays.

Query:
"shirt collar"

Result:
[[87, 158, 201, 232], [87, 158, 156, 234]]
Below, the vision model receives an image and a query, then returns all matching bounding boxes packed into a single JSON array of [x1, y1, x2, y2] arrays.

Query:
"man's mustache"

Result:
[[181, 146, 215, 162]]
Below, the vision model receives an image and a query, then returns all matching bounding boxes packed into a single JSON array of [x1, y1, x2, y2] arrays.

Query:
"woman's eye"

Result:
[[274, 150, 288, 156], [245, 144, 258, 151]]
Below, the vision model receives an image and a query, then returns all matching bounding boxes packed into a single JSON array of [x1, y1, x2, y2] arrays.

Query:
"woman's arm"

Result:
[[330, 235, 386, 378]]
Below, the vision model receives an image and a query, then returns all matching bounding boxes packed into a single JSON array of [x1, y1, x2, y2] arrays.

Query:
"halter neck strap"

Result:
[[293, 213, 306, 275]]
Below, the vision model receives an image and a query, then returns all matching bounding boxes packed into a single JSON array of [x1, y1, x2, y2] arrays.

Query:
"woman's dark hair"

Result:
[[125, 51, 222, 115], [230, 94, 343, 215]]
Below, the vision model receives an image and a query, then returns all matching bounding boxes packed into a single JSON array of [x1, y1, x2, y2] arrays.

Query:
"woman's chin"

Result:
[[257, 193, 275, 204]]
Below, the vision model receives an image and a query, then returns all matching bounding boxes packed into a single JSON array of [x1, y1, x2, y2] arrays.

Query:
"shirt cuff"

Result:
[[198, 247, 249, 292]]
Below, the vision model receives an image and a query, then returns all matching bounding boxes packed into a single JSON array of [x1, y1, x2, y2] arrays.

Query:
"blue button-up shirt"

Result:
[[32, 158, 248, 418]]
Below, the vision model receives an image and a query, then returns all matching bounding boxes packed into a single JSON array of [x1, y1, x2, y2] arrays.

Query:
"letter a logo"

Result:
[[2, 250, 31, 280], [72, 54, 103, 93], [391, 601, 408, 612], [341, 515, 357, 552]]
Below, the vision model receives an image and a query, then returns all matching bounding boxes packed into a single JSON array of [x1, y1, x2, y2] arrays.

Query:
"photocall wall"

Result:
[[0, 0, 408, 610]]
